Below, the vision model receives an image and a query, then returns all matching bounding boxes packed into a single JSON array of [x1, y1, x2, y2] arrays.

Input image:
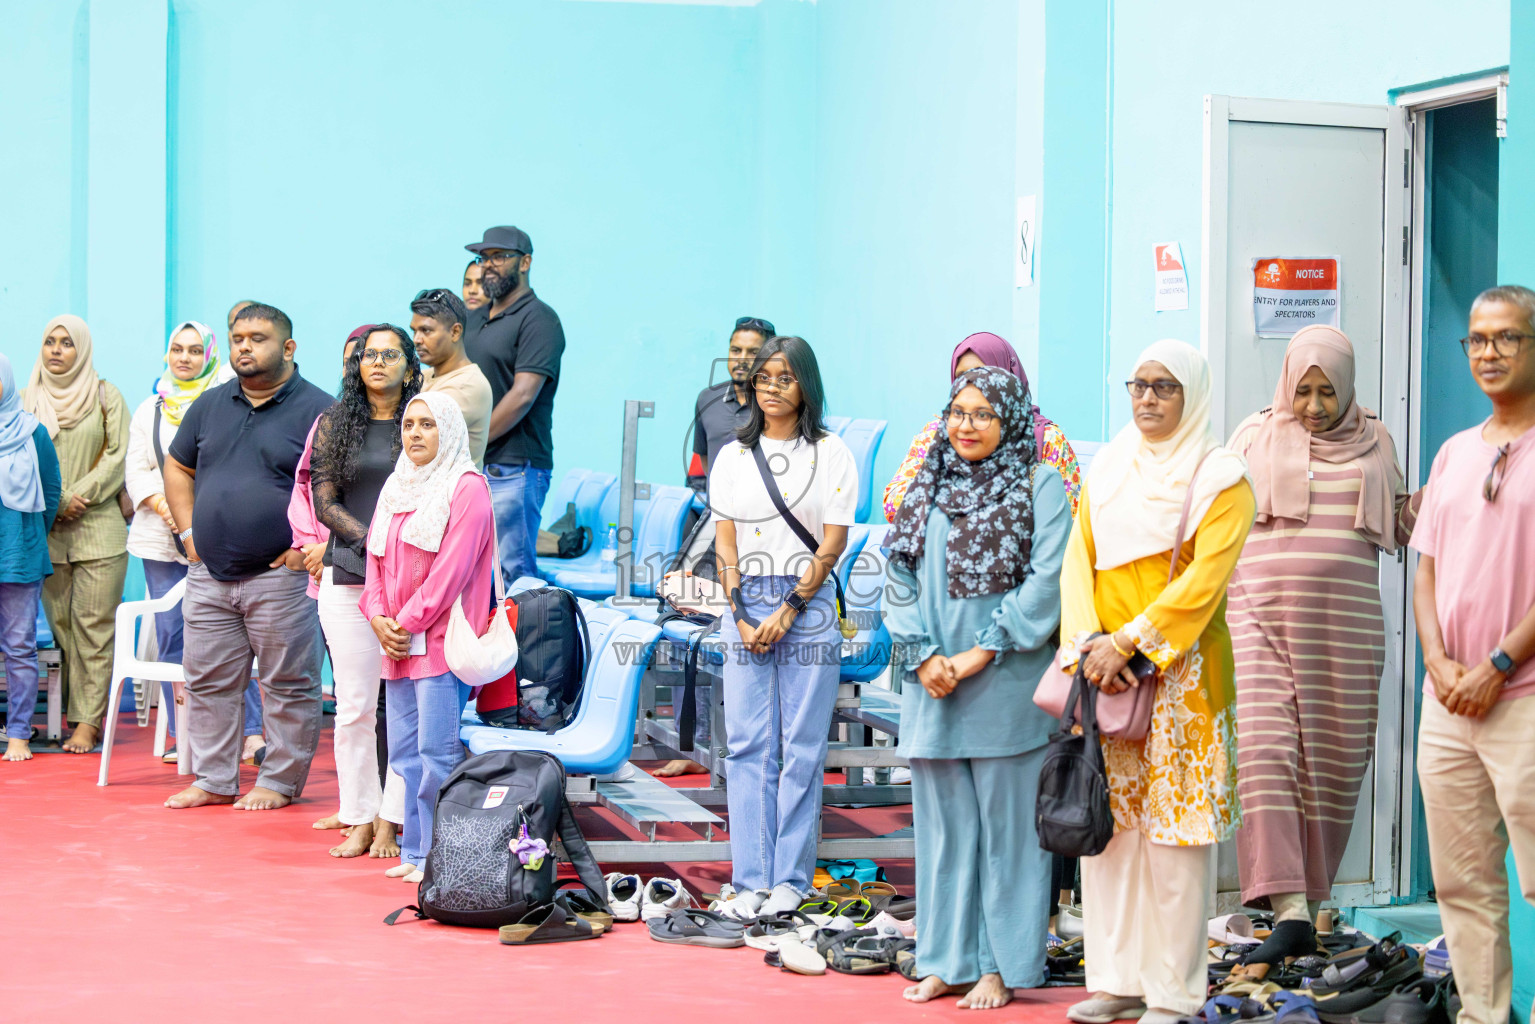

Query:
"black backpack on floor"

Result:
[[475, 586, 591, 731], [385, 749, 609, 928]]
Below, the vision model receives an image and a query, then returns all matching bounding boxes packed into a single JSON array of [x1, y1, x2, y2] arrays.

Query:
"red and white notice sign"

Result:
[[1251, 257, 1339, 337]]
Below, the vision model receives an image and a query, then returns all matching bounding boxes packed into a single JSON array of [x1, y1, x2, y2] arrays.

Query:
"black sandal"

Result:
[[498, 903, 601, 945]]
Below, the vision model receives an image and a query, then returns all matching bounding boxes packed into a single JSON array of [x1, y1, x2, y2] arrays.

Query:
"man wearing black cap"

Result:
[[461, 225, 565, 583]]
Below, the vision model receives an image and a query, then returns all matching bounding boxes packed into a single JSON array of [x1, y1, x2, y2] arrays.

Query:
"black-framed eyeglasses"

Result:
[[1485, 443, 1512, 502], [1126, 379, 1183, 400], [359, 348, 404, 365], [753, 372, 798, 392], [1460, 332, 1533, 358], [476, 250, 524, 266], [413, 288, 454, 304], [944, 406, 999, 430], [735, 316, 776, 336]]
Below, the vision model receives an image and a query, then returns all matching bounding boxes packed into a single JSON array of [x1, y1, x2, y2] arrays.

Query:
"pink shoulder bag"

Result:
[[1032, 453, 1211, 740]]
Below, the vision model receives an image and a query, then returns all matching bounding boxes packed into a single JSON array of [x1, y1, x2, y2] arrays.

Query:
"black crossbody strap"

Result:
[[746, 442, 849, 620], [152, 401, 188, 558]]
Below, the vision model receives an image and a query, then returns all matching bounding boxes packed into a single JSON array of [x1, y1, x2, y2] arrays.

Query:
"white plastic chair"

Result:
[[99, 579, 189, 786]]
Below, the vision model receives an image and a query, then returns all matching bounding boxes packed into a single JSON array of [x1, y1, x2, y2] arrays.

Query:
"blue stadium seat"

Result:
[[823, 415, 851, 435], [838, 524, 893, 683], [36, 596, 52, 648], [542, 468, 591, 529], [838, 418, 887, 522], [550, 485, 692, 600], [536, 475, 618, 579], [460, 615, 662, 776]]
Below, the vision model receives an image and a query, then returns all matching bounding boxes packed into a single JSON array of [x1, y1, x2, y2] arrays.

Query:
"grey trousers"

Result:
[[182, 562, 322, 797]]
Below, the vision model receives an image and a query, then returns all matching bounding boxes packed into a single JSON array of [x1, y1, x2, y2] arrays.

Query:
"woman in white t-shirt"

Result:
[[708, 336, 859, 920]]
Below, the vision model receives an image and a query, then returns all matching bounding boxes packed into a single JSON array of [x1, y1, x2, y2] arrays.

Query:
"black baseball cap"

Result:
[[466, 225, 533, 256]]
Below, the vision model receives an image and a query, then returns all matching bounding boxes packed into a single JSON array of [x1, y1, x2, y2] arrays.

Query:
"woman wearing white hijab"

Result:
[[23, 315, 130, 754], [1058, 340, 1254, 1024], [360, 391, 494, 883]]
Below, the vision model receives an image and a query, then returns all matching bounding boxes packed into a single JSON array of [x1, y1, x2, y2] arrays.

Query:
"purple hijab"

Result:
[[949, 332, 1053, 449]]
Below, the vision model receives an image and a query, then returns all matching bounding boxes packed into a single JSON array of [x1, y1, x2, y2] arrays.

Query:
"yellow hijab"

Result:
[[24, 315, 99, 439], [156, 320, 222, 425]]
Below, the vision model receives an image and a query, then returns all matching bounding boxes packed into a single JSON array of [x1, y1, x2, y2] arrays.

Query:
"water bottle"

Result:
[[600, 524, 617, 568]]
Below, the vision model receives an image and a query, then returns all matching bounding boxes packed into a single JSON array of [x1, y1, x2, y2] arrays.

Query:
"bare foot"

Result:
[[312, 812, 345, 830], [4, 738, 33, 761], [384, 862, 417, 878], [233, 786, 291, 811], [165, 785, 237, 809], [63, 722, 99, 753], [242, 734, 266, 760], [903, 976, 968, 1003], [404, 869, 423, 883], [369, 819, 400, 859], [329, 821, 374, 858], [957, 974, 1014, 1010], [654, 759, 709, 778]]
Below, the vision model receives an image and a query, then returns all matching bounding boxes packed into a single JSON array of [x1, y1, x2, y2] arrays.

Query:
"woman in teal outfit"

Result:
[[886, 366, 1070, 1010]]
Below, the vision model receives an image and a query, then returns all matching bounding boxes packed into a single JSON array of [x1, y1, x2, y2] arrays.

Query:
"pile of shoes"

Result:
[[1194, 920, 1458, 1024]]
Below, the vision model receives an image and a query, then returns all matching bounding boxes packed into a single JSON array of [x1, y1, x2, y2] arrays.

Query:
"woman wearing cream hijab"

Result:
[[1058, 339, 1254, 1024], [22, 315, 130, 754]]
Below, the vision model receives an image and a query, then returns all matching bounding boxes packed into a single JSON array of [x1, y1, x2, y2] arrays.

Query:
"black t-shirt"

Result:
[[690, 382, 753, 490], [463, 289, 565, 469], [321, 418, 397, 586], [167, 370, 334, 581]]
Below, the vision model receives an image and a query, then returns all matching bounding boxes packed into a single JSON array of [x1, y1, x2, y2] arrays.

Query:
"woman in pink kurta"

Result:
[[361, 392, 494, 883]]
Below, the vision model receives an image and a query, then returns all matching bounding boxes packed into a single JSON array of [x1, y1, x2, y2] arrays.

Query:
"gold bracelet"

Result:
[[1109, 632, 1134, 658]]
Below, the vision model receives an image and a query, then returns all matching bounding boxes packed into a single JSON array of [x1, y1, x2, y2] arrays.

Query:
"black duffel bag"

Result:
[[1035, 663, 1116, 858]]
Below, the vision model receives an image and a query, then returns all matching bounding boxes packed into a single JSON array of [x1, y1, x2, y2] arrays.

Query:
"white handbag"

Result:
[[443, 480, 519, 688], [658, 570, 731, 618]]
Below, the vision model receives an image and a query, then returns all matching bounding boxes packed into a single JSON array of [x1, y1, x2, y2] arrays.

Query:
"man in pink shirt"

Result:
[[1411, 284, 1535, 1024]]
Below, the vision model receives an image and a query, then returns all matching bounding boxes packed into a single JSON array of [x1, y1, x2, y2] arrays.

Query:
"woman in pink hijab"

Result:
[[1224, 325, 1422, 975], [883, 332, 1081, 522]]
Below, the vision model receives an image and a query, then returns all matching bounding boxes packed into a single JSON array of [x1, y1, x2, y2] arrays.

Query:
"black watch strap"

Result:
[[784, 589, 808, 613]]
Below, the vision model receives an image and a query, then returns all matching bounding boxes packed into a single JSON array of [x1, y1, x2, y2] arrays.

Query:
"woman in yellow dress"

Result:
[[1059, 339, 1253, 1024]]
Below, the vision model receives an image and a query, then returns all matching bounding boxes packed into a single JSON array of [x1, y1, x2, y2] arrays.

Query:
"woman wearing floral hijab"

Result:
[[886, 367, 1072, 1010], [23, 315, 130, 754], [361, 391, 494, 883]]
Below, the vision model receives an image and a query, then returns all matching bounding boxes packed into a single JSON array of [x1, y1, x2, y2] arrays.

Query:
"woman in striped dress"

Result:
[[1226, 325, 1420, 971]]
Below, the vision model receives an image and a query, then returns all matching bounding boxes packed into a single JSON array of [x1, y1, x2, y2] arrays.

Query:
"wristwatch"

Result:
[[178, 527, 194, 542], [1490, 647, 1517, 675], [783, 590, 809, 614]]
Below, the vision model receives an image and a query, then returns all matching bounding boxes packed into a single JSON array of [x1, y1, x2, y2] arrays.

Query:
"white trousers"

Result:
[[318, 571, 405, 826], [1081, 830, 1215, 1015], [1420, 695, 1535, 1024]]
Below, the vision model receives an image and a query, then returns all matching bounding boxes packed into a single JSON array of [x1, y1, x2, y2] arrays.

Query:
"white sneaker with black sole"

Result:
[[640, 878, 694, 921]]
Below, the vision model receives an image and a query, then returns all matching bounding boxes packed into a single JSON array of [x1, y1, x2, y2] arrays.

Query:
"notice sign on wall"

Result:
[[1252, 257, 1340, 337], [1154, 242, 1189, 311]]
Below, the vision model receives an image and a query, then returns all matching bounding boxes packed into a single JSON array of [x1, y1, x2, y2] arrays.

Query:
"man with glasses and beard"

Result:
[[161, 303, 333, 812], [1411, 284, 1535, 1024], [461, 226, 565, 583]]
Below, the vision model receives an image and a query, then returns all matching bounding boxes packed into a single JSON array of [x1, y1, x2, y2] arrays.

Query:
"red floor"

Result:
[[4, 713, 1081, 1022]]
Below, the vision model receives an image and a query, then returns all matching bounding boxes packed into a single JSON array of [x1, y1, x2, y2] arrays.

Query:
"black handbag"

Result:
[[1035, 663, 1116, 858]]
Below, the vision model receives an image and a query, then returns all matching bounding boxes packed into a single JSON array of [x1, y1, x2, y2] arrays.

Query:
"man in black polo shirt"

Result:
[[161, 303, 334, 812], [687, 315, 774, 488], [462, 225, 566, 583]]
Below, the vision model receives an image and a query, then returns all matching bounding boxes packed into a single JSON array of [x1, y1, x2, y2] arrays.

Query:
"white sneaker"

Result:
[[605, 872, 642, 922], [888, 766, 911, 785], [1058, 903, 1085, 941], [595, 762, 637, 783], [640, 877, 694, 920], [714, 887, 768, 921]]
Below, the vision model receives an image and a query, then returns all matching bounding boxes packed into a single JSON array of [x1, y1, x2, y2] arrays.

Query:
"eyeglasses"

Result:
[[1485, 443, 1511, 502], [359, 348, 404, 365], [1460, 332, 1532, 358], [735, 316, 776, 336], [476, 250, 524, 266], [1125, 379, 1183, 400], [753, 372, 798, 392], [413, 288, 454, 304], [944, 406, 998, 430]]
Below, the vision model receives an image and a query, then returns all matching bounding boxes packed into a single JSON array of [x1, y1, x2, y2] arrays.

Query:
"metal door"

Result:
[[1203, 96, 1411, 906]]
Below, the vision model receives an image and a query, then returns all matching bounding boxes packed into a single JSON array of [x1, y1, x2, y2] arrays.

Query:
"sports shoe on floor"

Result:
[[1067, 995, 1147, 1023], [640, 878, 694, 921], [605, 872, 642, 922]]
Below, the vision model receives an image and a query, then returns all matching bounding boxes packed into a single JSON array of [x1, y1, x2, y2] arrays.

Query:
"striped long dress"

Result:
[[1226, 414, 1419, 907]]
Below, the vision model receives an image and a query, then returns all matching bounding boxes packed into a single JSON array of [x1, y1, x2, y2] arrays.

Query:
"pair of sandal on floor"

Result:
[[497, 890, 616, 945], [799, 879, 914, 923], [753, 913, 915, 977]]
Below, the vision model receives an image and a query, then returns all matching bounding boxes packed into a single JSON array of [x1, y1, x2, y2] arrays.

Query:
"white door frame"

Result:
[[1202, 95, 1411, 906], [1394, 71, 1506, 897]]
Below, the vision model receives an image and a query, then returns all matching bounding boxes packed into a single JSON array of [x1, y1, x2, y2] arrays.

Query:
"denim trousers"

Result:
[[0, 580, 44, 740], [143, 558, 261, 739], [484, 462, 551, 585], [386, 671, 471, 866], [720, 575, 840, 893]]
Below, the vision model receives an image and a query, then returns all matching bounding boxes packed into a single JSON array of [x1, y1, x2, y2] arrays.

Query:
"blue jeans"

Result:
[[387, 672, 471, 866], [720, 575, 840, 893], [0, 580, 45, 740], [143, 558, 261, 739], [485, 463, 551, 584]]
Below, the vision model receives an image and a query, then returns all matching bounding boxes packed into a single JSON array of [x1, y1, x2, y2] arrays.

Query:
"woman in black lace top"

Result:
[[310, 324, 422, 862]]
